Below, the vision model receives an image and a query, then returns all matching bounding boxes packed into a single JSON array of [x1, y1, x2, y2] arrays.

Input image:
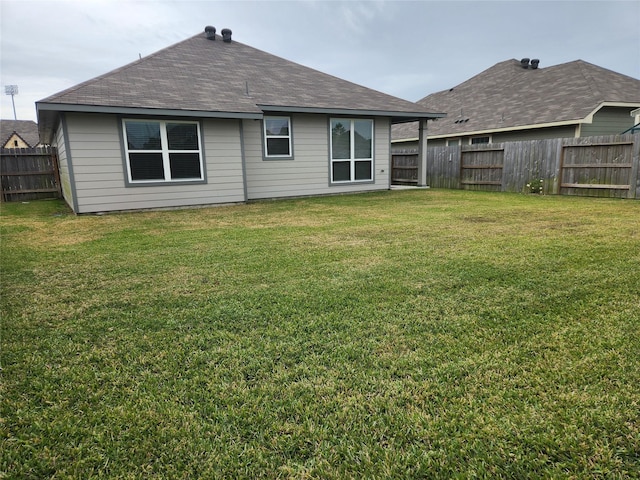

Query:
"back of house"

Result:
[[37, 26, 443, 214]]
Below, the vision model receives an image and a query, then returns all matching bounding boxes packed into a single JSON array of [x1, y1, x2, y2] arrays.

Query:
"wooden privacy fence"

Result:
[[391, 134, 640, 198], [1, 146, 61, 202]]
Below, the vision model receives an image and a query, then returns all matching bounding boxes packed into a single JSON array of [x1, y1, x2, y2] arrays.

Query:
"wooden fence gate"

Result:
[[1, 147, 61, 202], [460, 146, 504, 191], [391, 152, 418, 185]]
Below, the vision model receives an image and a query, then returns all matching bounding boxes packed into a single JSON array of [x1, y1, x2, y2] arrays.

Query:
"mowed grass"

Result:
[[1, 190, 639, 479]]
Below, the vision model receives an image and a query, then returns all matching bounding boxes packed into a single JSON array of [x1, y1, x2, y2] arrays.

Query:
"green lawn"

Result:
[[2, 190, 639, 479]]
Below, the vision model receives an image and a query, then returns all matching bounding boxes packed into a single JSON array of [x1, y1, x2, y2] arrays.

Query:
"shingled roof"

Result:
[[38, 28, 443, 142], [1, 119, 40, 148], [392, 59, 640, 142]]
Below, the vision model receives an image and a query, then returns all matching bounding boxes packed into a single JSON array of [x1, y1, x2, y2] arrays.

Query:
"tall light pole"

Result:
[[5, 85, 18, 120]]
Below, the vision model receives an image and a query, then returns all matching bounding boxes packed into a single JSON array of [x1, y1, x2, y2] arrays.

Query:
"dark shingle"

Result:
[[40, 31, 433, 116]]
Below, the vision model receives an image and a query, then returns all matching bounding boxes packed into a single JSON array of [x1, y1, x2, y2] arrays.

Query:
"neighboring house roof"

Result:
[[392, 59, 640, 142], [1, 119, 40, 148], [38, 28, 444, 143]]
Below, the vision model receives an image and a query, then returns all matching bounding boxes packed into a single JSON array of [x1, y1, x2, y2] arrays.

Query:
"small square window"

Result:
[[471, 136, 490, 145], [264, 116, 292, 158], [354, 160, 372, 180], [129, 153, 165, 181], [332, 161, 351, 182]]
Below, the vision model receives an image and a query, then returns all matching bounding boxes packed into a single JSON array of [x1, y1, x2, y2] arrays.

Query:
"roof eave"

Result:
[[36, 102, 264, 144], [36, 108, 59, 145], [36, 102, 263, 119], [258, 104, 446, 123]]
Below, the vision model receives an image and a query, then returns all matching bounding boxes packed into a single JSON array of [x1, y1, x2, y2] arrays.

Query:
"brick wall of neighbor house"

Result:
[[580, 106, 636, 137], [62, 113, 246, 214], [244, 114, 391, 200]]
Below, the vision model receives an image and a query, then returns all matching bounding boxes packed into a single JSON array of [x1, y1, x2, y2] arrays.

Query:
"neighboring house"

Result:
[[626, 108, 640, 134], [1, 119, 40, 148], [392, 59, 640, 149], [37, 27, 443, 214]]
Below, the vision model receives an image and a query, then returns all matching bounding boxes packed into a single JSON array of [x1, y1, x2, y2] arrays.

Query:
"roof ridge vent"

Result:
[[221, 28, 232, 43], [204, 25, 216, 40]]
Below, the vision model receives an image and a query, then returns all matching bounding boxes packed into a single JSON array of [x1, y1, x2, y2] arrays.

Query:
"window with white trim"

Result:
[[122, 119, 203, 183], [330, 118, 373, 183], [263, 116, 292, 158], [470, 136, 490, 145]]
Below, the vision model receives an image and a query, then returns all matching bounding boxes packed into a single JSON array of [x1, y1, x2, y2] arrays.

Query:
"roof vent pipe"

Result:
[[530, 59, 540, 69], [520, 58, 530, 69], [204, 25, 216, 40], [221, 28, 232, 43]]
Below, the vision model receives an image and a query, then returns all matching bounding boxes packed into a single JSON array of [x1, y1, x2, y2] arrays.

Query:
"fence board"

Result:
[[1, 146, 61, 202], [428, 145, 460, 189], [559, 136, 634, 198]]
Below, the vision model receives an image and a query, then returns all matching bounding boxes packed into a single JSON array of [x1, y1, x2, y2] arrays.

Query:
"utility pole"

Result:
[[5, 85, 18, 120]]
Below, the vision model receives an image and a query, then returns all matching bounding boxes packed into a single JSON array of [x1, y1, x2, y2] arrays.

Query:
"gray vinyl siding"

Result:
[[64, 113, 245, 213], [581, 106, 636, 136], [492, 125, 577, 142], [425, 139, 445, 148], [54, 120, 75, 210], [244, 114, 390, 200], [393, 125, 578, 150]]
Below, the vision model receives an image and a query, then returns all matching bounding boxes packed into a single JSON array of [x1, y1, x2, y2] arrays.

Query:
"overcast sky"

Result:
[[1, 0, 639, 122]]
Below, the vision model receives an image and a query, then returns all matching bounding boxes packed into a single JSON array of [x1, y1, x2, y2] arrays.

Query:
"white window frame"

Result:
[[470, 135, 491, 145], [122, 119, 204, 184], [329, 118, 374, 184], [263, 116, 292, 158]]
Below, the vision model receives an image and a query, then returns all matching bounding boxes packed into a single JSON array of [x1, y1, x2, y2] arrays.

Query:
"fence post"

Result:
[[417, 121, 428, 187], [555, 139, 565, 195], [630, 134, 640, 199]]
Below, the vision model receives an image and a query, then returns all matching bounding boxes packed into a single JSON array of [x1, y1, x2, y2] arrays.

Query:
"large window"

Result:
[[330, 118, 373, 183], [123, 119, 203, 183], [264, 116, 292, 158]]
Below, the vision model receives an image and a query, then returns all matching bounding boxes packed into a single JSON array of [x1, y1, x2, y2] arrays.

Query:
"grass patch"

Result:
[[2, 190, 639, 478]]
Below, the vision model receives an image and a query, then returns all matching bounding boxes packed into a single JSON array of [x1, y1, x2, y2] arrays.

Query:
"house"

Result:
[[1, 119, 41, 148], [392, 59, 640, 149], [36, 27, 444, 214]]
